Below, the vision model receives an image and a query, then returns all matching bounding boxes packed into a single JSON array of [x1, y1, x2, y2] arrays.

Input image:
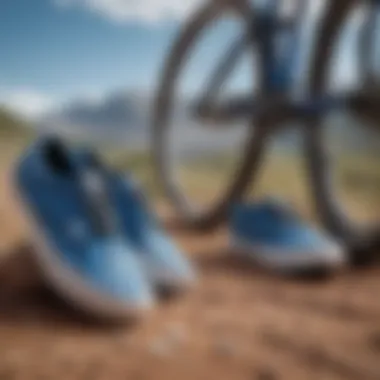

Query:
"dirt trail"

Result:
[[0, 162, 379, 380]]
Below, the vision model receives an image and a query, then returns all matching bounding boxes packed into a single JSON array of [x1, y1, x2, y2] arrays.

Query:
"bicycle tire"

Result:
[[152, 0, 269, 230], [305, 0, 380, 260]]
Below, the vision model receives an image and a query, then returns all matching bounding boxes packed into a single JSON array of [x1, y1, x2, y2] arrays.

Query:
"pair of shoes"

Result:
[[230, 199, 346, 275], [15, 137, 196, 321]]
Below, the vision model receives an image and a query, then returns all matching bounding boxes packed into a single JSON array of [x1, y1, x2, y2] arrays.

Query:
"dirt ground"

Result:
[[0, 163, 379, 380]]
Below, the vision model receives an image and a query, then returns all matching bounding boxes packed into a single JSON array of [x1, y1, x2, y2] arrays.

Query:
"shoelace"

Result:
[[41, 137, 119, 238], [77, 164, 119, 237]]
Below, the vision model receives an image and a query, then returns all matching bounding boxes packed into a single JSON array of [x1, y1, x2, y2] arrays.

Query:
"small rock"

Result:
[[255, 367, 278, 380], [166, 322, 187, 345], [203, 290, 224, 305], [213, 338, 238, 358], [148, 338, 172, 358], [148, 322, 188, 358], [368, 332, 380, 352], [113, 333, 134, 350], [0, 364, 18, 380]]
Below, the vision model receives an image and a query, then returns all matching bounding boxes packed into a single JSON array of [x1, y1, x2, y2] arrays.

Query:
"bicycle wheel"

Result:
[[152, 0, 269, 229], [306, 0, 380, 260], [360, 1, 379, 87]]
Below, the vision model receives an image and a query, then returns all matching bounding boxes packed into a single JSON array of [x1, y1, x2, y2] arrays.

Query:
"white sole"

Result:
[[139, 256, 197, 292], [231, 236, 347, 273], [14, 176, 153, 321]]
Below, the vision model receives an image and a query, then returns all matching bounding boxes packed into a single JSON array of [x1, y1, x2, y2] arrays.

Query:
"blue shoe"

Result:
[[77, 150, 196, 291], [114, 179, 197, 290], [230, 199, 346, 273], [15, 137, 154, 320]]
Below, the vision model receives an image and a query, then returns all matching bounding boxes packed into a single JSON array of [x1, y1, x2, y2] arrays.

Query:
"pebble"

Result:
[[148, 338, 172, 358], [368, 331, 380, 352], [113, 332, 134, 350], [165, 322, 187, 345], [255, 368, 278, 380], [148, 322, 188, 357], [213, 338, 239, 358]]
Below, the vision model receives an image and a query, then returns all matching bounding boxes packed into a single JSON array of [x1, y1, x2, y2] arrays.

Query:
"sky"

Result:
[[0, 0, 204, 117], [0, 0, 368, 119]]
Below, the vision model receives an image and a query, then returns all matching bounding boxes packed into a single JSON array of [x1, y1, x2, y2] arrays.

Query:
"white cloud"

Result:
[[0, 89, 56, 120], [53, 0, 361, 26], [54, 0, 203, 24], [52, 0, 334, 25]]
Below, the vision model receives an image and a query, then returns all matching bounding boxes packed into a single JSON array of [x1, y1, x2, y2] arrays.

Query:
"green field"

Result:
[[109, 148, 380, 223], [1, 108, 379, 224]]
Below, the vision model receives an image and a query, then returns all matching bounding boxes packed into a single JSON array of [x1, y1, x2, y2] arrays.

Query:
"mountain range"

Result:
[[22, 89, 380, 155], [38, 91, 151, 146]]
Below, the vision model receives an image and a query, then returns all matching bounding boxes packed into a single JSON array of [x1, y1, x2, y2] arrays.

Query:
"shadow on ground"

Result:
[[0, 228, 379, 332], [0, 244, 137, 331], [196, 250, 338, 282]]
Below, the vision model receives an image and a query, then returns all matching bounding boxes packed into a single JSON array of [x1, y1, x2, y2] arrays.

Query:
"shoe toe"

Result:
[[141, 231, 196, 290], [81, 239, 154, 317]]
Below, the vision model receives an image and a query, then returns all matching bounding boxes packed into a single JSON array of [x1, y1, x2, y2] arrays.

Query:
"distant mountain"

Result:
[[39, 91, 151, 146], [37, 90, 252, 153], [36, 90, 380, 155], [62, 93, 144, 129]]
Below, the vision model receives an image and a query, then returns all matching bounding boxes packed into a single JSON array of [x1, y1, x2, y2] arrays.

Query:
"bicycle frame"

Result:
[[195, 0, 306, 118], [255, 0, 306, 93], [195, 0, 379, 126], [153, 0, 380, 248]]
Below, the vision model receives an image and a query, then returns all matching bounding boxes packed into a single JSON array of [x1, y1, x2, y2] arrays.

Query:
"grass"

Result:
[[110, 148, 380, 224], [0, 108, 35, 163], [0, 108, 379, 224]]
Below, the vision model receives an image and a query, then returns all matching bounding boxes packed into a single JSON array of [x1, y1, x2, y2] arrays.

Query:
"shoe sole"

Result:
[[231, 236, 347, 276]]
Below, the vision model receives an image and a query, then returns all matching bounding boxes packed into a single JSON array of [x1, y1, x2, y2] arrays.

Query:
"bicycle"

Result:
[[152, 0, 380, 258]]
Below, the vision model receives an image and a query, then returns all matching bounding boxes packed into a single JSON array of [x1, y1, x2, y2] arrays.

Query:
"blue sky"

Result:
[[1, 0, 197, 117], [0, 0, 175, 92], [0, 0, 364, 118]]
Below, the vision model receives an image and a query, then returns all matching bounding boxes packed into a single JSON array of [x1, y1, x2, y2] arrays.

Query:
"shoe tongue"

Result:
[[41, 137, 118, 237], [42, 137, 75, 177], [80, 163, 118, 237]]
